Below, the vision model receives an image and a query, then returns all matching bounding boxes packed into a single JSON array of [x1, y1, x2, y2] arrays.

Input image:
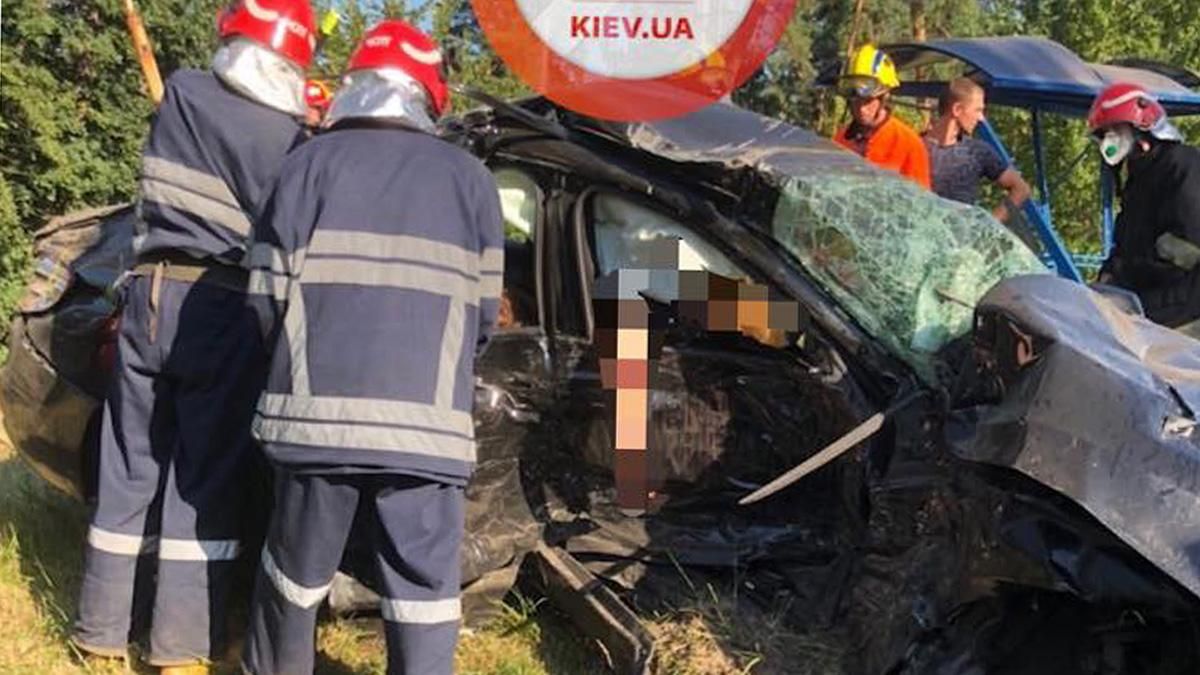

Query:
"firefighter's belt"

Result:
[[132, 254, 249, 293], [132, 254, 249, 343]]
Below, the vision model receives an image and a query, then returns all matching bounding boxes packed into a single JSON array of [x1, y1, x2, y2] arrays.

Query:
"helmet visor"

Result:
[[212, 37, 307, 116], [839, 75, 888, 100]]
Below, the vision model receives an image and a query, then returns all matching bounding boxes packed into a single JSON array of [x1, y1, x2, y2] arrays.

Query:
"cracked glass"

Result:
[[772, 173, 1047, 381]]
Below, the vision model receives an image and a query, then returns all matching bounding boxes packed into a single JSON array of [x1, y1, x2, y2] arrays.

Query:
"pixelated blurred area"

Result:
[[591, 237, 800, 509]]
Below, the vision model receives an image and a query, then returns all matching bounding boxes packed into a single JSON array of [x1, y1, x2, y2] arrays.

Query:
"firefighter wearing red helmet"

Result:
[[241, 19, 502, 675], [321, 19, 451, 130], [1089, 82, 1200, 334], [72, 1, 314, 672], [303, 78, 332, 127]]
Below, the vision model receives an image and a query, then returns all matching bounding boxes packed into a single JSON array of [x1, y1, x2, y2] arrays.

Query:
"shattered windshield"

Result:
[[772, 173, 1047, 382]]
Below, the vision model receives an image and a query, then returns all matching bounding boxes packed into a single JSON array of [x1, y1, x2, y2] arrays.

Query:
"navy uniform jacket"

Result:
[[136, 69, 305, 265], [1103, 142, 1200, 327], [246, 124, 504, 485]]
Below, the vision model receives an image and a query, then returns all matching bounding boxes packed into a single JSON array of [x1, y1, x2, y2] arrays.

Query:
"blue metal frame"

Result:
[[976, 119, 1084, 282], [1030, 111, 1051, 204], [881, 37, 1200, 283], [1101, 167, 1116, 257]]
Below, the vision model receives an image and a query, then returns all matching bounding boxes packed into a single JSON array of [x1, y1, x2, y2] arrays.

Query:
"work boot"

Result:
[[75, 651, 128, 671], [160, 665, 210, 675], [70, 637, 130, 667]]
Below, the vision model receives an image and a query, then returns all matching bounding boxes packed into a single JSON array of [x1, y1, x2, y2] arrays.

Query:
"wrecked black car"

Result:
[[4, 98, 1198, 674]]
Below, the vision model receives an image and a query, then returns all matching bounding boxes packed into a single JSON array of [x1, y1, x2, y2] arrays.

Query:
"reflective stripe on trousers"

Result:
[[244, 469, 464, 675], [86, 526, 241, 560]]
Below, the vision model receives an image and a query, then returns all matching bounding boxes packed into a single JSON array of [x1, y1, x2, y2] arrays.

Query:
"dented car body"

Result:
[[3, 98, 1198, 673]]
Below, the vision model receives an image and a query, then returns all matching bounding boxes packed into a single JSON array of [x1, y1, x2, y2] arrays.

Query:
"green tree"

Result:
[[0, 0, 222, 342], [984, 0, 1200, 259], [428, 0, 530, 107], [734, 1, 820, 125], [0, 0, 524, 345], [312, 1, 526, 110]]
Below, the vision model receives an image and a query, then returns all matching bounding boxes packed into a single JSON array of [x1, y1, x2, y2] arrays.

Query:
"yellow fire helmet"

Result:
[[840, 44, 901, 98]]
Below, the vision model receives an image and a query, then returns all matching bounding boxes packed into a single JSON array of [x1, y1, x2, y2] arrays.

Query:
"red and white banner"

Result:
[[472, 0, 797, 121]]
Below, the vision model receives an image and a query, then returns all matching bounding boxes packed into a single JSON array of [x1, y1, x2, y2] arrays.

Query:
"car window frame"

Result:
[[488, 162, 548, 334], [566, 187, 756, 341]]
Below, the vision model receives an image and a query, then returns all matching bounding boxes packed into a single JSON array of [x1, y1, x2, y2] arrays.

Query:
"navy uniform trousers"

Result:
[[243, 469, 464, 675], [74, 273, 266, 665]]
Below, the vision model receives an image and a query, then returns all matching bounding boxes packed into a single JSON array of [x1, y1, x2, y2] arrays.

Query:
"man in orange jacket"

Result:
[[834, 45, 931, 189]]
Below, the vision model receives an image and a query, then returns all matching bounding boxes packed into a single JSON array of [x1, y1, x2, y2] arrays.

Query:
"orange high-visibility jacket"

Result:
[[835, 115, 932, 190]]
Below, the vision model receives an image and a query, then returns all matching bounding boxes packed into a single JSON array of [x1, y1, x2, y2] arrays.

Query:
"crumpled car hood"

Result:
[[950, 274, 1200, 599]]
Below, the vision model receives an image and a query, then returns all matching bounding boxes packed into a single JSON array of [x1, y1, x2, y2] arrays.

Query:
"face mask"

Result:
[[1099, 127, 1135, 167]]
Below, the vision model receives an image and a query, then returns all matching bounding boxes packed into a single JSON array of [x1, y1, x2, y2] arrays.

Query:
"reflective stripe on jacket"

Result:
[[247, 126, 504, 483], [136, 69, 305, 264]]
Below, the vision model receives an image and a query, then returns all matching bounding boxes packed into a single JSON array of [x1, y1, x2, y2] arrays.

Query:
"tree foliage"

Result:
[[0, 0, 221, 335], [735, 0, 1200, 260]]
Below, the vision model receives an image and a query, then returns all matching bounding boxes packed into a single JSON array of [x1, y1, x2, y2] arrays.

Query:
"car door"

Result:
[[551, 188, 863, 522], [473, 165, 555, 461]]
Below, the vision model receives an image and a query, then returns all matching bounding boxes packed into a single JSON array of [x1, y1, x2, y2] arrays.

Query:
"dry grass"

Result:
[[644, 557, 846, 675], [0, 434, 601, 675], [0, 437, 101, 674], [646, 594, 845, 675], [0, 425, 837, 674]]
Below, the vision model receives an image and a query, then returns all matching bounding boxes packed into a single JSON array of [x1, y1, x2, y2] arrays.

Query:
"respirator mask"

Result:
[[1098, 126, 1135, 167]]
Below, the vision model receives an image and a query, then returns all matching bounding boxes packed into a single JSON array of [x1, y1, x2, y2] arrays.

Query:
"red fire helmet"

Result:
[[346, 19, 448, 116], [217, 0, 317, 69], [304, 79, 332, 110], [1087, 82, 1174, 139]]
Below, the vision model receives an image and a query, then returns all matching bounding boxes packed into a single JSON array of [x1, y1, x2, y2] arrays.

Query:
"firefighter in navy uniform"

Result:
[[1091, 83, 1200, 334], [72, 1, 315, 672], [241, 19, 504, 675]]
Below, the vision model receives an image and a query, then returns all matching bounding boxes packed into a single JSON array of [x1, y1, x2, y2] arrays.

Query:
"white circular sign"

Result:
[[515, 0, 755, 80]]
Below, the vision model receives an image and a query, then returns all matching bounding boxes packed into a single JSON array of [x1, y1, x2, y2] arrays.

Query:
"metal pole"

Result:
[[1031, 109, 1051, 204], [122, 0, 163, 105], [1101, 165, 1116, 260]]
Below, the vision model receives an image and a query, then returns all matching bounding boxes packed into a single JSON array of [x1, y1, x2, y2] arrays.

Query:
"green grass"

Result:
[[0, 436, 98, 674], [644, 557, 845, 675], [0, 425, 838, 674], [0, 435, 601, 674]]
